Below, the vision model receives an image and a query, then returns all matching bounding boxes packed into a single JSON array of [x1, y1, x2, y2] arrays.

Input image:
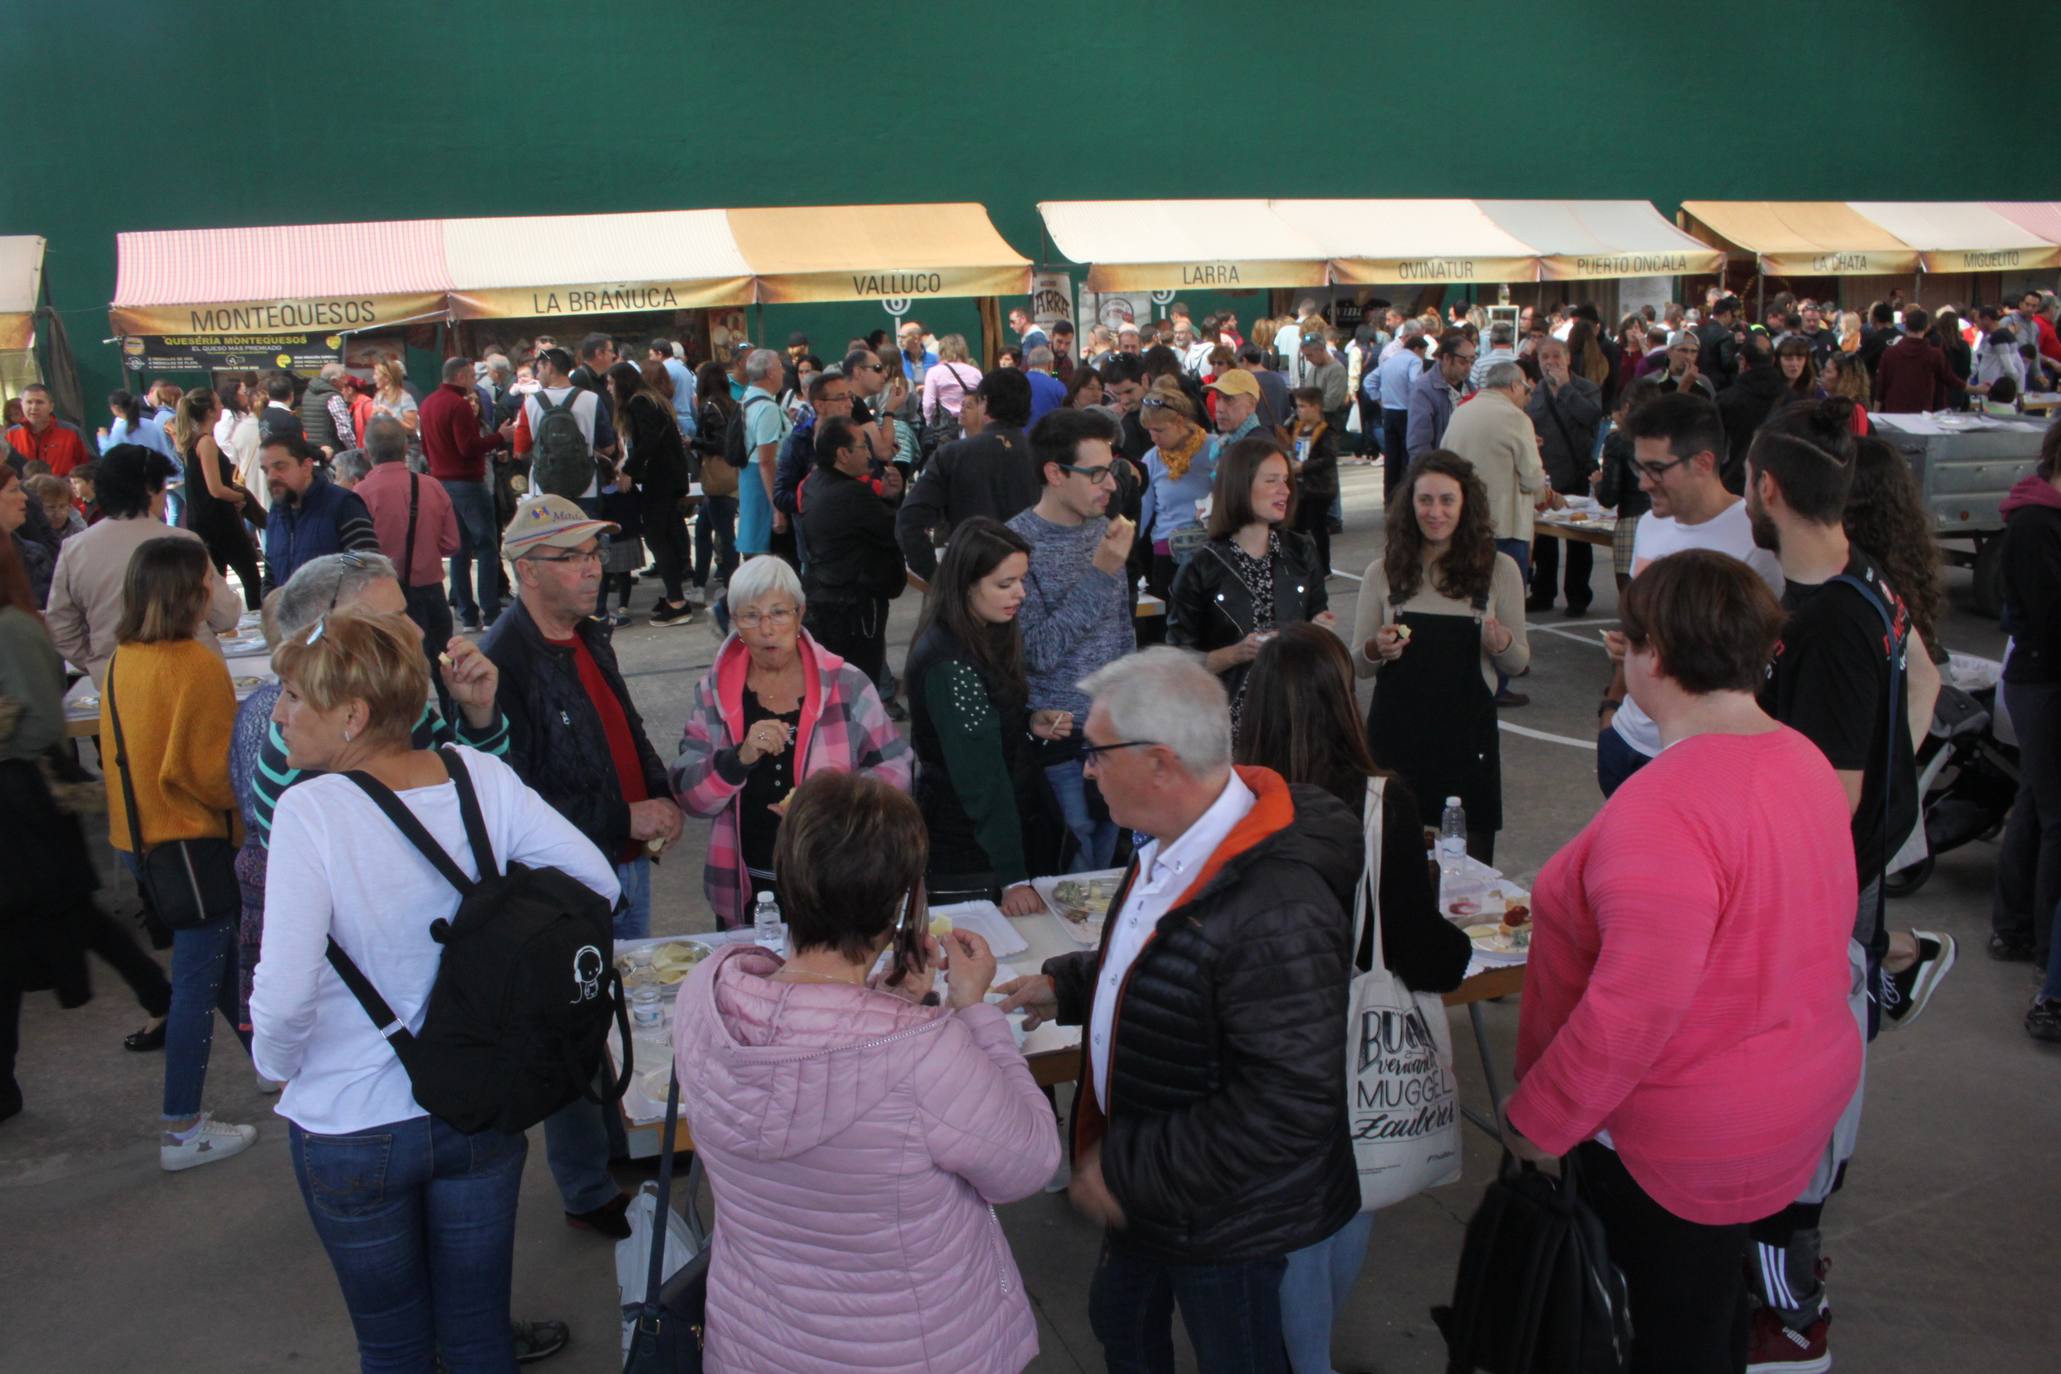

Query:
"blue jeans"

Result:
[[290, 1115, 526, 1374], [614, 857, 651, 941], [123, 852, 244, 1120], [1045, 758, 1118, 871], [695, 494, 738, 591], [1493, 537, 1532, 696], [1089, 1238, 1288, 1374], [1596, 721, 1652, 799], [1279, 1211, 1374, 1374], [542, 877, 644, 1213], [441, 477, 501, 626]]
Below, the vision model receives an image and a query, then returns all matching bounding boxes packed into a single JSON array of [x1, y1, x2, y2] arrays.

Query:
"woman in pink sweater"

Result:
[[672, 770, 1060, 1374], [1506, 549, 1862, 1373]]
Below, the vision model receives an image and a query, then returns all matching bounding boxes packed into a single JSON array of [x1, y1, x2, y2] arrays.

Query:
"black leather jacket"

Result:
[[479, 599, 669, 856], [1168, 530, 1329, 702], [1045, 773, 1362, 1264]]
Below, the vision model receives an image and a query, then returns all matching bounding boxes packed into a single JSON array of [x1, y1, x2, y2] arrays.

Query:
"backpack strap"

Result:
[[323, 938, 417, 1049], [338, 752, 478, 895], [436, 745, 500, 880], [1827, 571, 1907, 890]]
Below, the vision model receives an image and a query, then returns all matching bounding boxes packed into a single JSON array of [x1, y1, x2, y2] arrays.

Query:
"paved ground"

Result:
[[4, 459, 2054, 1373]]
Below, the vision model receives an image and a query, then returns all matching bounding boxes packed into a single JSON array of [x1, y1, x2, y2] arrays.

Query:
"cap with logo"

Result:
[[502, 494, 618, 559]]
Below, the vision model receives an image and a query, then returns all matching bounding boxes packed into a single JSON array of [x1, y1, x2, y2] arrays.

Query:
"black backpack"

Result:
[[530, 389, 595, 500], [323, 747, 631, 1135], [723, 391, 775, 474], [1433, 1152, 1632, 1373]]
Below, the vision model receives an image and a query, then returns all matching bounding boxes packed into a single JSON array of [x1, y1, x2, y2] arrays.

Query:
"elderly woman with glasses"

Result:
[[672, 556, 912, 929]]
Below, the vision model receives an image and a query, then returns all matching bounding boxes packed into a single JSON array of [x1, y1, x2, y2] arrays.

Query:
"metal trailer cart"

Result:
[[1870, 412, 2048, 618]]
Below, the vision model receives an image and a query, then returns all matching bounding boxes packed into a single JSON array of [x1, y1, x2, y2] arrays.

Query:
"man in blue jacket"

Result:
[[259, 436, 381, 592]]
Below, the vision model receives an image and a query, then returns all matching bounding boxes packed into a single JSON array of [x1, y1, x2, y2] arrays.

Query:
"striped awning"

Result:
[[111, 205, 1031, 333], [0, 235, 44, 351]]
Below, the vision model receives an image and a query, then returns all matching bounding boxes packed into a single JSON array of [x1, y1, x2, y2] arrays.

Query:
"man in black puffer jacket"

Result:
[[997, 647, 1360, 1369]]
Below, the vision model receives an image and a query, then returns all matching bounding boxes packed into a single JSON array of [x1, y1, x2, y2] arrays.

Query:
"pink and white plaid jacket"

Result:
[[671, 630, 912, 928]]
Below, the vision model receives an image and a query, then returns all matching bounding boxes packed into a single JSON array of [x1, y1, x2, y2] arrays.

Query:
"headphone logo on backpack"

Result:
[[572, 946, 604, 1005]]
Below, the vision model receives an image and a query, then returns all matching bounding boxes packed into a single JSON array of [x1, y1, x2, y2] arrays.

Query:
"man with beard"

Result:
[[1738, 401, 1948, 1371], [258, 436, 381, 592]]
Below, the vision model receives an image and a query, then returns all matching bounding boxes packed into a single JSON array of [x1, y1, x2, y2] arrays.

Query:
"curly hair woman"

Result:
[[1844, 433, 1947, 664], [1351, 450, 1529, 861]]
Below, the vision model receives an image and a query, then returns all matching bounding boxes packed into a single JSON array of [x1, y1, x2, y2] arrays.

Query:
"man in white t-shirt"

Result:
[[1597, 392, 1784, 795]]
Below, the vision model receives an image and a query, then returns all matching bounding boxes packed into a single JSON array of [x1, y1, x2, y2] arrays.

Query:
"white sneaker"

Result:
[[160, 1113, 257, 1172]]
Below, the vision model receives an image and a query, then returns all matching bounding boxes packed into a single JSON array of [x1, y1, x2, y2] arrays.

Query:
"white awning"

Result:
[[0, 236, 44, 351], [1847, 202, 2060, 273], [1037, 200, 1330, 291], [442, 209, 754, 318], [1270, 199, 1541, 285], [1474, 201, 1723, 280]]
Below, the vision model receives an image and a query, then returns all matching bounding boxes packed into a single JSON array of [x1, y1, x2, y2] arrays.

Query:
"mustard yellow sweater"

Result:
[[100, 639, 242, 853]]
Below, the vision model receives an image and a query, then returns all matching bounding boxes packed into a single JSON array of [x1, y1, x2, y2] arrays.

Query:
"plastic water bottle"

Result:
[[1438, 797, 1469, 899], [753, 892, 784, 953]]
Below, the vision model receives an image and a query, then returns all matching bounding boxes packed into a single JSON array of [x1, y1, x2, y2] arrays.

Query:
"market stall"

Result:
[[1, 236, 48, 407], [1677, 200, 1922, 308], [108, 205, 1032, 376]]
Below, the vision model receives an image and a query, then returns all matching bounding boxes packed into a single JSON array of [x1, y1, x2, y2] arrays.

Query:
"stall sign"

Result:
[[124, 332, 343, 374]]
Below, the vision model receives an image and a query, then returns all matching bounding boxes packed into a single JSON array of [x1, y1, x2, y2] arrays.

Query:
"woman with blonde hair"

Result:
[[921, 332, 983, 428], [1836, 310, 1864, 354], [1817, 352, 1873, 435], [1136, 376, 1221, 600], [170, 388, 262, 610], [371, 357, 421, 460], [252, 607, 615, 1370]]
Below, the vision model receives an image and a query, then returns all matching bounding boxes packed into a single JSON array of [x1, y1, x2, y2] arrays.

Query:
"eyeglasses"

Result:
[[732, 606, 799, 629], [1634, 454, 1692, 480], [1079, 739, 1157, 765], [1061, 463, 1118, 485], [526, 548, 603, 567], [1449, 353, 1478, 365], [326, 550, 370, 610]]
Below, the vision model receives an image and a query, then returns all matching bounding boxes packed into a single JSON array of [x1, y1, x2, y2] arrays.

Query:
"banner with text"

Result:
[[122, 331, 343, 374], [110, 293, 450, 338]]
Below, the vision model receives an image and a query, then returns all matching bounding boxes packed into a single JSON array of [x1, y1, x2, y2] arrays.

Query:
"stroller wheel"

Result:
[[1883, 856, 1935, 899]]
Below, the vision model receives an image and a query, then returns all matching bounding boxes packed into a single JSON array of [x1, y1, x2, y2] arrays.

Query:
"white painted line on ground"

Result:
[[1498, 720, 1599, 751], [1531, 623, 1618, 649]]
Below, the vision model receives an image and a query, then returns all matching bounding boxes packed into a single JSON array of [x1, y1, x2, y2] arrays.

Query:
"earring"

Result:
[[341, 728, 353, 743]]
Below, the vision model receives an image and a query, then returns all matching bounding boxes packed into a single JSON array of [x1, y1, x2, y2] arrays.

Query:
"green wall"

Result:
[[10, 1, 2047, 406]]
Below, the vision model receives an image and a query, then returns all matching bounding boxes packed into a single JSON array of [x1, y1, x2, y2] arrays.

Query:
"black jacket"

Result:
[[478, 599, 669, 857], [618, 393, 690, 500], [1716, 365, 1792, 493], [800, 466, 906, 607], [1696, 320, 1739, 388], [2000, 494, 2061, 685], [894, 426, 1037, 578], [1045, 772, 1362, 1264], [1594, 427, 1652, 520], [1527, 374, 1604, 492], [1168, 530, 1329, 702]]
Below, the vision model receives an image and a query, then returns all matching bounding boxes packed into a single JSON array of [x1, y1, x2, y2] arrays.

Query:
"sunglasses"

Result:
[[326, 550, 370, 611]]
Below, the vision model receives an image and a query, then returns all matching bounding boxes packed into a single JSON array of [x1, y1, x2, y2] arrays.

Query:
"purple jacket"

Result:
[[671, 630, 912, 928], [673, 944, 1060, 1373]]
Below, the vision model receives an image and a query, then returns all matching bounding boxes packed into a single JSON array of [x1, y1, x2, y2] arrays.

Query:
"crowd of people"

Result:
[[1, 280, 2057, 1374]]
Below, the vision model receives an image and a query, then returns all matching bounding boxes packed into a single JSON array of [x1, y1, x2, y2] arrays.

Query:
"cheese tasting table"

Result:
[[608, 861, 1528, 1157], [63, 620, 276, 738]]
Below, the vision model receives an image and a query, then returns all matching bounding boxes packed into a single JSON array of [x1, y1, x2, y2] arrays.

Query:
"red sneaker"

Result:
[[1746, 1302, 1831, 1372]]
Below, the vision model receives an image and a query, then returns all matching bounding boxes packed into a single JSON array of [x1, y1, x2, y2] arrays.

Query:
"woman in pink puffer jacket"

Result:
[[672, 771, 1060, 1374]]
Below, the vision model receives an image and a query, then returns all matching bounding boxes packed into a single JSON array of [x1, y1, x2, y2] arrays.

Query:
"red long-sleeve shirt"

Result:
[[418, 382, 501, 482], [1873, 337, 1962, 414]]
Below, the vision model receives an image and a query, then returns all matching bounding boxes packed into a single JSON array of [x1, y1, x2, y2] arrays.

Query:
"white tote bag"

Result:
[[1346, 776, 1463, 1211]]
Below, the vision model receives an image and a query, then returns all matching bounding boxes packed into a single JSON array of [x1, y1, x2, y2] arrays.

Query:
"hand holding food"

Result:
[[942, 929, 998, 1010], [1093, 513, 1137, 573]]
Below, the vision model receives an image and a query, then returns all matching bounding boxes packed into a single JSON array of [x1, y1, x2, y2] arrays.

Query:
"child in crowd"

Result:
[[597, 460, 645, 626]]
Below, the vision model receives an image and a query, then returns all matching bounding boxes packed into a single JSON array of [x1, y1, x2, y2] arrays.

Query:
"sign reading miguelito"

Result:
[[124, 332, 343, 373]]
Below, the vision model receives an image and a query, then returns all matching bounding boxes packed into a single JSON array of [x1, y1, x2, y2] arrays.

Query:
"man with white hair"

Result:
[[1024, 344, 1067, 425], [738, 347, 793, 559], [997, 647, 1360, 1370], [298, 360, 354, 461], [1441, 359, 1547, 706]]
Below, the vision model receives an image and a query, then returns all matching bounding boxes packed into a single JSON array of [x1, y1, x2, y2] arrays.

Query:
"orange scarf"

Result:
[[1158, 426, 1206, 479]]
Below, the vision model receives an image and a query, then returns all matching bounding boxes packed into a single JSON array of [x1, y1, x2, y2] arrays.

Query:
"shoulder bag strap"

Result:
[[436, 745, 500, 880], [105, 651, 148, 853], [1827, 573, 1906, 891], [1349, 775, 1388, 972], [401, 472, 420, 586]]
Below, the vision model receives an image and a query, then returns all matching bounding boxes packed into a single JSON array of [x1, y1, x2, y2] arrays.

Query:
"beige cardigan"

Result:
[[1351, 552, 1531, 694], [1439, 389, 1545, 543], [45, 518, 242, 687]]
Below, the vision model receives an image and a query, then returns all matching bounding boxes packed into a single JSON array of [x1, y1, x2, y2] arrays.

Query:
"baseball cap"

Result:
[[1204, 369, 1262, 400], [503, 495, 618, 558], [787, 331, 810, 347]]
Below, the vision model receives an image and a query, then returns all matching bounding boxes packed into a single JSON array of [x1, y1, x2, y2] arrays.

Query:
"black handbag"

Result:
[[106, 651, 240, 931], [623, 1069, 711, 1373]]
